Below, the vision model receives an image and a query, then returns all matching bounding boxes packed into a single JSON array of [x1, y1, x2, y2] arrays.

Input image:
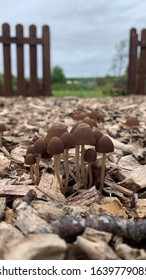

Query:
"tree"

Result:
[[110, 40, 128, 76], [51, 66, 66, 84]]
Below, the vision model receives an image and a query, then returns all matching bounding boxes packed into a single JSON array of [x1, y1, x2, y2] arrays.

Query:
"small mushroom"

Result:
[[72, 123, 96, 187], [44, 122, 68, 143], [125, 116, 140, 144], [95, 135, 114, 193], [47, 136, 64, 194], [60, 132, 77, 191], [24, 153, 37, 185], [0, 123, 7, 147], [84, 148, 97, 189]]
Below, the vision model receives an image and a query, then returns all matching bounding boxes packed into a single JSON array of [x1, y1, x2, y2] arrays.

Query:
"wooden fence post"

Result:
[[137, 29, 146, 95], [127, 28, 138, 95], [2, 23, 13, 95], [16, 24, 26, 95], [42, 25, 51, 96]]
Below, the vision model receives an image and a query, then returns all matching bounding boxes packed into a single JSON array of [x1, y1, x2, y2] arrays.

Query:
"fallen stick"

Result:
[[32, 213, 146, 243]]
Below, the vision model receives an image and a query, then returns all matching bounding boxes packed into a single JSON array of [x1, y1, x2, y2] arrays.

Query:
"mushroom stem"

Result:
[[75, 145, 80, 182], [87, 162, 93, 189], [54, 154, 64, 194], [99, 153, 106, 193], [30, 165, 36, 185], [63, 149, 77, 191], [34, 153, 41, 185], [63, 149, 69, 191], [81, 144, 86, 187]]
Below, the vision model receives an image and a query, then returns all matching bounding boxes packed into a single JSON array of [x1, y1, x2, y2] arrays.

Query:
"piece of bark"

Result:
[[36, 172, 66, 203], [116, 243, 146, 260], [0, 221, 23, 258], [82, 227, 112, 243], [31, 200, 64, 222], [120, 166, 146, 192], [15, 204, 49, 235], [4, 233, 67, 260], [0, 154, 11, 175], [104, 177, 133, 196], [67, 186, 100, 206], [0, 185, 45, 200], [0, 197, 6, 220], [89, 199, 128, 219], [75, 236, 118, 260], [135, 199, 146, 218]]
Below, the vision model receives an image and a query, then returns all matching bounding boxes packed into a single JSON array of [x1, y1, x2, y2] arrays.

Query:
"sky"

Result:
[[0, 0, 146, 78]]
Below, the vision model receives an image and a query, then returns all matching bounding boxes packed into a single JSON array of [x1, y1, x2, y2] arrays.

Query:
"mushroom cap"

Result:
[[93, 129, 103, 144], [44, 122, 68, 143], [83, 117, 97, 128], [60, 132, 76, 149], [72, 123, 96, 146], [26, 144, 34, 155], [34, 138, 47, 154], [88, 110, 104, 122], [25, 153, 36, 165], [84, 148, 97, 162], [70, 121, 83, 134], [95, 135, 114, 153], [47, 136, 64, 155], [125, 117, 140, 127], [0, 123, 7, 132]]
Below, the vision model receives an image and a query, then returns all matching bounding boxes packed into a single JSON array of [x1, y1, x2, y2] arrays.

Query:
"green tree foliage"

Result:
[[51, 66, 66, 84], [110, 40, 128, 76]]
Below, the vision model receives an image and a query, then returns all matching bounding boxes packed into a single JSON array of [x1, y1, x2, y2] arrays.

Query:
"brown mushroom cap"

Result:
[[60, 132, 76, 149], [0, 123, 7, 132], [70, 121, 83, 134], [47, 136, 64, 155], [125, 117, 140, 127], [84, 148, 97, 162], [95, 135, 114, 153], [34, 138, 47, 154], [93, 129, 103, 144], [25, 153, 36, 165], [26, 144, 35, 155], [44, 122, 68, 143], [83, 117, 97, 128], [72, 123, 96, 146]]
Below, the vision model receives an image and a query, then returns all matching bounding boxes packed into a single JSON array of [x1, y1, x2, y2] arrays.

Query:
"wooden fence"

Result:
[[127, 28, 146, 95], [0, 23, 51, 96]]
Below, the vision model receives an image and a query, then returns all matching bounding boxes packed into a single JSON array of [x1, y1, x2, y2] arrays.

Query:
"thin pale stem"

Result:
[[81, 144, 86, 187], [88, 162, 93, 189], [75, 145, 80, 182], [63, 149, 69, 192], [99, 153, 106, 193], [30, 165, 36, 185], [54, 155, 64, 194]]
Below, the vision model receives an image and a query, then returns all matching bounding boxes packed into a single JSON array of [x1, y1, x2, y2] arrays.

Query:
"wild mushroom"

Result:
[[47, 136, 64, 194], [60, 131, 77, 191], [95, 135, 114, 193], [84, 148, 97, 189], [125, 116, 140, 144], [44, 122, 68, 143], [33, 138, 47, 184], [72, 123, 96, 187], [24, 153, 37, 185]]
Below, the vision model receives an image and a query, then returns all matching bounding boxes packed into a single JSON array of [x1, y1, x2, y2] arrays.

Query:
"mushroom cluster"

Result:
[[24, 120, 114, 195]]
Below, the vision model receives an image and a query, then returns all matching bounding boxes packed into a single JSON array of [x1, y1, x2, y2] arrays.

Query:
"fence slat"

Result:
[[29, 25, 38, 95], [137, 29, 146, 95], [16, 24, 26, 94], [127, 28, 138, 95], [2, 23, 12, 95], [42, 25, 51, 96]]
